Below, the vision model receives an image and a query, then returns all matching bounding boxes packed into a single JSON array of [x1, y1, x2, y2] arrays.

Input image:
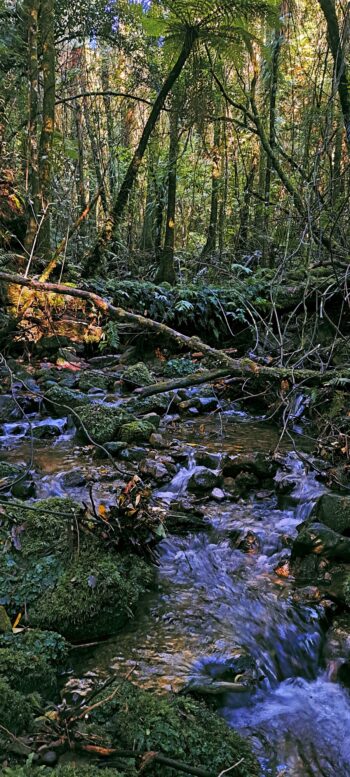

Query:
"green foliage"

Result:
[[29, 550, 154, 640], [88, 680, 259, 777], [99, 321, 121, 353], [3, 768, 128, 777], [0, 630, 67, 697], [0, 678, 36, 735], [163, 357, 197, 376]]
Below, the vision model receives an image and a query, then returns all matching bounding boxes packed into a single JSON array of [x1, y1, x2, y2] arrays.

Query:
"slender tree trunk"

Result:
[[23, 0, 40, 254], [37, 0, 55, 258], [156, 103, 180, 283], [101, 56, 117, 200], [92, 26, 198, 261], [75, 103, 88, 237], [263, 24, 282, 262], [201, 120, 221, 257], [318, 0, 350, 147]]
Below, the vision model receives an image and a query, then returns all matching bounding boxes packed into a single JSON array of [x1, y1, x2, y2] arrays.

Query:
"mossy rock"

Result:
[[122, 362, 154, 388], [0, 630, 67, 698], [0, 678, 37, 735], [311, 493, 350, 534], [127, 393, 171, 416], [88, 680, 259, 777], [0, 462, 35, 498], [119, 420, 156, 443], [44, 384, 91, 416], [78, 370, 114, 393], [7, 497, 82, 558], [3, 767, 129, 777], [29, 550, 154, 641], [74, 403, 129, 445]]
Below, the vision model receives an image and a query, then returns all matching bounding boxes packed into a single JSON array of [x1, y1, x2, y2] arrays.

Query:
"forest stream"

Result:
[[2, 388, 350, 777]]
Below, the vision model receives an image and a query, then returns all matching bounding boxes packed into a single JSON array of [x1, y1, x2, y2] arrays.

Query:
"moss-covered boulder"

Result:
[[0, 630, 67, 697], [78, 370, 114, 393], [74, 403, 129, 445], [0, 678, 37, 735], [122, 362, 154, 388], [311, 493, 350, 534], [29, 550, 154, 641], [44, 384, 91, 415], [119, 420, 156, 443], [88, 680, 259, 777], [127, 392, 171, 416]]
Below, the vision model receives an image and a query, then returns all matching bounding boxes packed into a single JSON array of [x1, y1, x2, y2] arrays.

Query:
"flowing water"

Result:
[[1, 404, 350, 776]]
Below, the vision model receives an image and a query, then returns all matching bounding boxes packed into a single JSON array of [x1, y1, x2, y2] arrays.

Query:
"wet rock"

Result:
[[127, 392, 171, 416], [274, 557, 291, 577], [181, 652, 259, 701], [149, 432, 167, 448], [234, 471, 259, 496], [143, 411, 161, 429], [139, 458, 174, 483], [165, 510, 207, 533], [120, 446, 147, 462], [79, 370, 114, 393], [292, 586, 322, 605], [223, 452, 278, 480], [324, 614, 350, 686], [188, 467, 221, 494], [32, 422, 63, 439], [122, 362, 154, 388], [44, 384, 91, 415], [74, 404, 129, 445], [0, 395, 22, 423], [102, 441, 127, 457], [211, 487, 226, 502], [195, 451, 222, 469], [62, 470, 87, 488], [119, 419, 156, 443], [0, 461, 35, 498], [311, 493, 350, 535], [292, 522, 350, 562]]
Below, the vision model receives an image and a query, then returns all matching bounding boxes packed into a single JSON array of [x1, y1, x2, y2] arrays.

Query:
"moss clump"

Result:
[[89, 680, 258, 777], [119, 420, 156, 443], [123, 362, 154, 387], [0, 678, 36, 735], [0, 630, 67, 697], [74, 403, 129, 444], [10, 497, 82, 558], [44, 384, 91, 415], [79, 370, 114, 392], [0, 605, 12, 632], [3, 767, 129, 777], [29, 550, 154, 641], [127, 393, 171, 416]]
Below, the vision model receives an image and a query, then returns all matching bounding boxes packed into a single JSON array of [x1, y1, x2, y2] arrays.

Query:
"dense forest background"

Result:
[[1, 0, 350, 290]]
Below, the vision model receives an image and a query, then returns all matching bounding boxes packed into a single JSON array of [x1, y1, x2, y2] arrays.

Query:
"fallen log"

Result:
[[134, 368, 232, 397], [0, 271, 346, 385]]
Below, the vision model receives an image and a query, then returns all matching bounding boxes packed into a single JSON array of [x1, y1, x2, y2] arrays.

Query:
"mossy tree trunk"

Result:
[[318, 0, 350, 149], [23, 0, 40, 255], [37, 0, 56, 260], [156, 98, 180, 283]]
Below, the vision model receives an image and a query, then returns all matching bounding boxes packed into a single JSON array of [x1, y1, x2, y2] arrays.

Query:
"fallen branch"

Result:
[[0, 271, 346, 385], [134, 368, 231, 397]]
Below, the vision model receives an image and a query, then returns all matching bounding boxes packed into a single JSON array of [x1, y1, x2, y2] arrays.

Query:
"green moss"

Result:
[[123, 362, 154, 387], [74, 403, 129, 444], [44, 384, 91, 415], [119, 420, 156, 443], [127, 393, 170, 416], [29, 551, 154, 641], [0, 630, 68, 697], [89, 680, 259, 777], [3, 767, 129, 777], [0, 605, 12, 632], [0, 678, 36, 735], [79, 370, 114, 392], [7, 497, 82, 558]]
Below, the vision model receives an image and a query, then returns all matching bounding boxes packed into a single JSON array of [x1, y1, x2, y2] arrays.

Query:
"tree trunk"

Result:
[[201, 119, 221, 257], [318, 0, 350, 148], [23, 0, 40, 254], [156, 102, 180, 283], [93, 26, 198, 260], [37, 0, 56, 259], [263, 23, 282, 261]]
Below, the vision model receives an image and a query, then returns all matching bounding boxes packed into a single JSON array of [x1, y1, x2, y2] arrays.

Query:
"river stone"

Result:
[[0, 395, 22, 423], [32, 423, 63, 439], [122, 362, 154, 388], [188, 468, 221, 494], [311, 493, 350, 534], [78, 370, 114, 393], [44, 384, 91, 415], [211, 487, 226, 502], [74, 404, 129, 445], [292, 522, 350, 562], [127, 392, 171, 416], [139, 458, 170, 483], [223, 452, 278, 480]]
